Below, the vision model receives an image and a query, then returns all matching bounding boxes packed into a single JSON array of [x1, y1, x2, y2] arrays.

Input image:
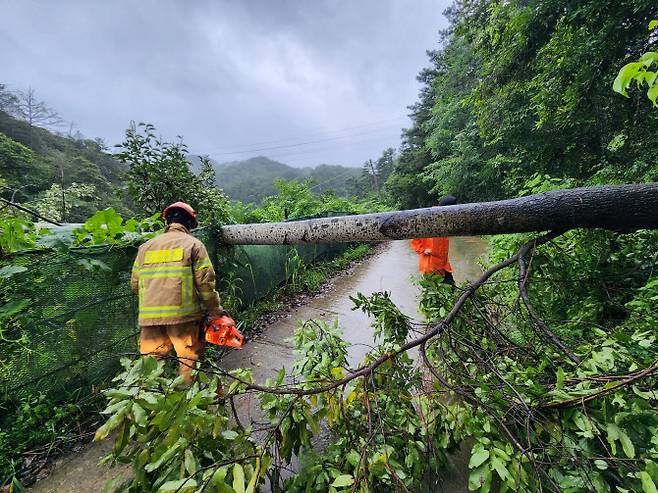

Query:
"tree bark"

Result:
[[218, 184, 658, 245]]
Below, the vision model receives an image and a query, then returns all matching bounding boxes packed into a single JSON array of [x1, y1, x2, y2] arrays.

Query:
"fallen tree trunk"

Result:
[[218, 184, 658, 245]]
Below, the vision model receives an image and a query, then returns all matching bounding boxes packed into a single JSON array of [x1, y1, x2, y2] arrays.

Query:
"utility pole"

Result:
[[367, 159, 380, 194]]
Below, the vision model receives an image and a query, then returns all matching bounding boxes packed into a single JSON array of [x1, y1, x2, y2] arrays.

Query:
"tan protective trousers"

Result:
[[139, 321, 204, 384]]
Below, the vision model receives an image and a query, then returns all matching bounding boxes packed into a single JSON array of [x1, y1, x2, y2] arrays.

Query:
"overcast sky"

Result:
[[2, 1, 450, 168]]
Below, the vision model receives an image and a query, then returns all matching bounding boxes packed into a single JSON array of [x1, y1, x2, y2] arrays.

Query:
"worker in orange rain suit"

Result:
[[131, 201, 226, 384], [410, 195, 457, 285]]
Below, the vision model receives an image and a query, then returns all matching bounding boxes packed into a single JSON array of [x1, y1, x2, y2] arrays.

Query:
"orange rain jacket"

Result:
[[131, 223, 224, 326], [410, 237, 452, 275]]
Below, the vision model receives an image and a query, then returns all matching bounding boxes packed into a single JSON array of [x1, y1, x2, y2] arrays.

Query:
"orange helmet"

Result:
[[162, 201, 198, 228]]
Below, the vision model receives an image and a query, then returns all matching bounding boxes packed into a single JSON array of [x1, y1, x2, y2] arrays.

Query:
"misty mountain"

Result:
[[189, 155, 361, 203]]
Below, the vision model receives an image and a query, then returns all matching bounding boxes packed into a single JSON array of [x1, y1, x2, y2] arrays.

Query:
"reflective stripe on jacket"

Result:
[[410, 237, 452, 275], [131, 223, 223, 326]]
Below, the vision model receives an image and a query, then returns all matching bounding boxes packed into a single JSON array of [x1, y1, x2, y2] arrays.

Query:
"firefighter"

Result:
[[410, 195, 457, 285], [130, 201, 227, 384]]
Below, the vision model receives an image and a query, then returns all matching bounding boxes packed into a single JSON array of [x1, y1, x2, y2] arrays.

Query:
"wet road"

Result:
[[28, 238, 488, 493], [222, 237, 488, 492]]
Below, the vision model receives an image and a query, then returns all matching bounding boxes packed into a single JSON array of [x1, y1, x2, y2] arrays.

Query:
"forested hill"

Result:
[[0, 110, 129, 220], [192, 156, 361, 203], [0, 106, 363, 222]]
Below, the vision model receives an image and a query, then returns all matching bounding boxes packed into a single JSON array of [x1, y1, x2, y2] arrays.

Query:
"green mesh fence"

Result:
[[0, 229, 347, 407], [1, 246, 138, 401], [229, 243, 345, 303]]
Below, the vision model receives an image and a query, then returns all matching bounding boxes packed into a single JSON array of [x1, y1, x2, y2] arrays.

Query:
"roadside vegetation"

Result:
[[0, 181, 377, 487], [0, 116, 383, 486], [90, 7, 657, 493], [1, 1, 657, 492]]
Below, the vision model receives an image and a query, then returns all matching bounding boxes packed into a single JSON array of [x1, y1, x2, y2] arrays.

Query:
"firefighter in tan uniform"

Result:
[[131, 202, 225, 384]]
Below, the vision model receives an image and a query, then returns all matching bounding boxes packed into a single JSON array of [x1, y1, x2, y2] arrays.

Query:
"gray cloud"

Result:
[[1, 0, 449, 167]]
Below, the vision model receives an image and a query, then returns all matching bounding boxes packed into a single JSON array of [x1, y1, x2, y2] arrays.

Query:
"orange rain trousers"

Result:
[[410, 237, 452, 275], [139, 321, 204, 384]]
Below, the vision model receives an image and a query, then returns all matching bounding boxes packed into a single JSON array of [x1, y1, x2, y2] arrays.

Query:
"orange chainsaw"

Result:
[[204, 315, 244, 348]]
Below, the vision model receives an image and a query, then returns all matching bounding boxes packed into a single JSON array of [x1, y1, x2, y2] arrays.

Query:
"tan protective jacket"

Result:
[[131, 223, 223, 326]]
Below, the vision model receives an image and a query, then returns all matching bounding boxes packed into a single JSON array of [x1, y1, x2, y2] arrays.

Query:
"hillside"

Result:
[[0, 110, 129, 220], [205, 156, 361, 203]]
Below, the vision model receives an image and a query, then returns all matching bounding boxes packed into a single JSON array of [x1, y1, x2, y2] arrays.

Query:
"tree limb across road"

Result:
[[218, 184, 658, 245]]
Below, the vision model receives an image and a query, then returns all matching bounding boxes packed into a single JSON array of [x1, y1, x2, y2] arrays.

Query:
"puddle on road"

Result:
[[28, 238, 488, 493]]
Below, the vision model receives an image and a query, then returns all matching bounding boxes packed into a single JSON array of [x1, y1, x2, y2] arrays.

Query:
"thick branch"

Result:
[[210, 232, 561, 397], [219, 184, 658, 245]]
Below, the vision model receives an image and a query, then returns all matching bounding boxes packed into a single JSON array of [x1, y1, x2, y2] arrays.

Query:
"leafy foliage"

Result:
[[96, 218, 658, 492], [0, 393, 84, 486], [238, 179, 375, 224], [95, 357, 269, 493], [385, 0, 658, 206], [73, 207, 163, 246], [30, 183, 97, 222], [0, 217, 52, 254], [613, 20, 658, 107], [116, 122, 230, 225]]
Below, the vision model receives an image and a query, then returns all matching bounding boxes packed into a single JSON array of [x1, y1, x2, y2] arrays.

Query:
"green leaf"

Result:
[[641, 471, 658, 493], [233, 463, 245, 493], [491, 456, 510, 481], [114, 421, 130, 456], [157, 478, 198, 492], [184, 449, 197, 475], [145, 437, 187, 472], [132, 402, 147, 426], [594, 460, 608, 470], [613, 62, 644, 96], [0, 299, 30, 319], [648, 83, 658, 106], [649, 20, 658, 30], [275, 367, 286, 386], [646, 461, 658, 482], [468, 464, 492, 491], [619, 429, 636, 459], [469, 448, 490, 468], [556, 367, 565, 390], [105, 388, 137, 399], [331, 475, 354, 488], [211, 467, 229, 487], [640, 52, 658, 65], [101, 475, 129, 493], [346, 450, 361, 467], [607, 423, 620, 454], [222, 430, 239, 440], [0, 265, 27, 278], [607, 423, 635, 458], [95, 408, 128, 441]]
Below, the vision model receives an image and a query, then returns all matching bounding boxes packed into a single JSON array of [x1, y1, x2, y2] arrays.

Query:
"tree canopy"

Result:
[[386, 0, 658, 206]]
